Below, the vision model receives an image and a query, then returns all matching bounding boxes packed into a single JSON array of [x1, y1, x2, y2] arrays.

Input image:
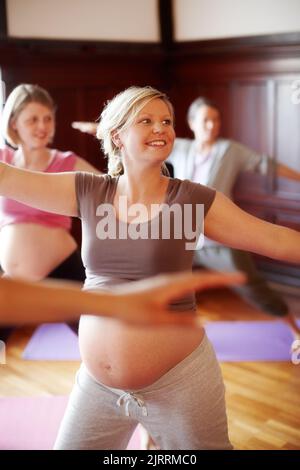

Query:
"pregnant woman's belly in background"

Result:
[[0, 223, 77, 280], [79, 315, 204, 390]]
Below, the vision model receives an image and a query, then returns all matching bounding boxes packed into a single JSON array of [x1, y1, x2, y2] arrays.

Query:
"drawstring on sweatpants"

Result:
[[117, 392, 148, 417]]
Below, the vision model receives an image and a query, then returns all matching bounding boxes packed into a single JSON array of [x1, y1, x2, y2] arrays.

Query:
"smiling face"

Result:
[[117, 98, 175, 168], [189, 105, 221, 146], [11, 102, 55, 150]]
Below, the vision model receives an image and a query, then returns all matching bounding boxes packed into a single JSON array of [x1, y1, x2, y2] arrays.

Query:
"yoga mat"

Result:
[[0, 395, 141, 450], [205, 320, 299, 362], [22, 323, 80, 360], [23, 320, 299, 363]]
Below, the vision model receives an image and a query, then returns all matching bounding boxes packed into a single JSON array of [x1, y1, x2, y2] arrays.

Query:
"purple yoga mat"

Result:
[[0, 395, 141, 450], [205, 320, 299, 362], [23, 320, 299, 362], [22, 323, 80, 360]]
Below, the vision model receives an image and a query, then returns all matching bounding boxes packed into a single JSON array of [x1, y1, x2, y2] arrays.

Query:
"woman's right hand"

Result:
[[72, 121, 97, 136], [109, 271, 246, 327]]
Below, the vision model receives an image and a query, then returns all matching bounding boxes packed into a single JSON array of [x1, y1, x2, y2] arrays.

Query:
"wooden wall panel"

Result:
[[169, 40, 300, 285], [275, 80, 300, 172], [0, 40, 166, 171], [230, 81, 270, 154]]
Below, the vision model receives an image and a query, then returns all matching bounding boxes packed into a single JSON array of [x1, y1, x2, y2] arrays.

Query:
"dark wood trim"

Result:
[[0, 37, 164, 61], [2, 30, 299, 61], [0, 0, 7, 37], [158, 0, 174, 51], [172, 32, 300, 57]]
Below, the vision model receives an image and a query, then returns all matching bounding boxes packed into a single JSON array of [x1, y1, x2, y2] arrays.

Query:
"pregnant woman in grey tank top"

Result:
[[1, 86, 300, 449]]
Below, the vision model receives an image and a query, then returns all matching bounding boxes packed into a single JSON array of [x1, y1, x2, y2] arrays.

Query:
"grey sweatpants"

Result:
[[54, 334, 232, 450], [194, 246, 288, 317]]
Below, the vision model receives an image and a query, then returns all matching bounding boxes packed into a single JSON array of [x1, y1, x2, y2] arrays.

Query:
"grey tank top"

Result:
[[75, 173, 216, 311]]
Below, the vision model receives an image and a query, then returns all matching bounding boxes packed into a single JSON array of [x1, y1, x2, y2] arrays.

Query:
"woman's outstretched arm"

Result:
[[205, 191, 300, 263], [0, 271, 244, 327], [0, 162, 78, 216]]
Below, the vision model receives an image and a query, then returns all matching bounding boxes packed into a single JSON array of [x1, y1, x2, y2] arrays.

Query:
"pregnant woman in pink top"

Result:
[[0, 84, 99, 337]]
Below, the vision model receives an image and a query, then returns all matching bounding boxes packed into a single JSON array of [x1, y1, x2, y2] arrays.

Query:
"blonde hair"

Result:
[[1, 84, 56, 148], [96, 86, 174, 177]]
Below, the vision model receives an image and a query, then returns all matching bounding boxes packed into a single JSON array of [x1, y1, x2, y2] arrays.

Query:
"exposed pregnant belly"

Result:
[[79, 315, 204, 390], [0, 223, 77, 280]]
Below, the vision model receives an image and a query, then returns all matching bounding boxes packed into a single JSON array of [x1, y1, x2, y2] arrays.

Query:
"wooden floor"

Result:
[[1, 286, 300, 450]]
